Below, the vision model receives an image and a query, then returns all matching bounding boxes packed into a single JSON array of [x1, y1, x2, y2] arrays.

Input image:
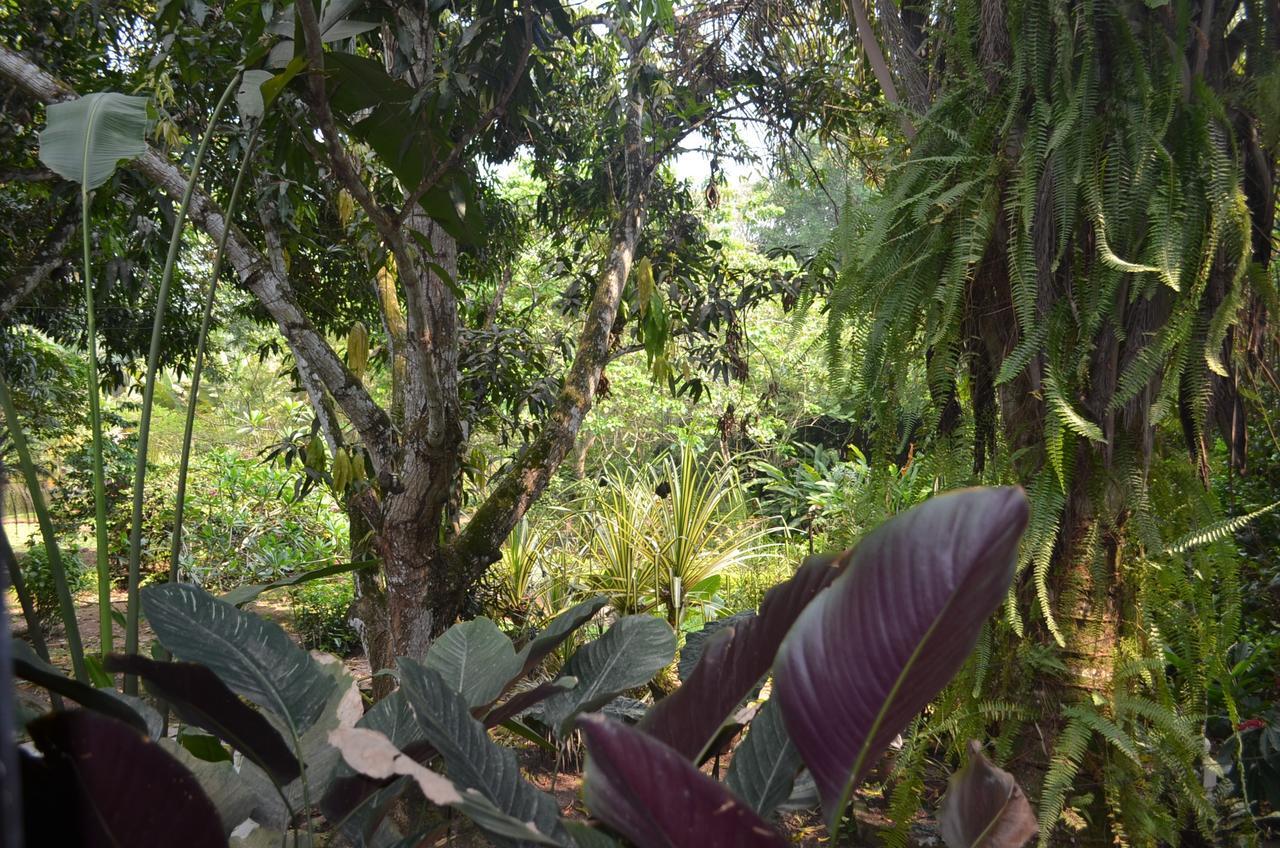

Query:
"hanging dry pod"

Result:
[[348, 320, 369, 380]]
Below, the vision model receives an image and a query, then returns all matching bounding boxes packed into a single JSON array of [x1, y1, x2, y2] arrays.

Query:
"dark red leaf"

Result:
[[638, 553, 848, 761], [105, 653, 301, 784], [579, 713, 788, 848], [774, 487, 1029, 832], [937, 741, 1037, 848], [22, 710, 224, 848]]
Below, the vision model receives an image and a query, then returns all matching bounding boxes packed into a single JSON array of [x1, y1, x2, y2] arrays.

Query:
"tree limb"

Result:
[[454, 80, 651, 573], [0, 203, 76, 318], [844, 0, 916, 142], [0, 42, 398, 472]]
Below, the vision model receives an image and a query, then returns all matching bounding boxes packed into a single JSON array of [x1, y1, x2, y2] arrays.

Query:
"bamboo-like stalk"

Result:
[[123, 76, 240, 694], [80, 180, 113, 656], [0, 374, 86, 681], [168, 125, 261, 584]]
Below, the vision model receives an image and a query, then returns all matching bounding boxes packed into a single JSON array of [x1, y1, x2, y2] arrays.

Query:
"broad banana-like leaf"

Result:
[[38, 92, 149, 189], [937, 741, 1037, 848], [22, 710, 224, 848], [725, 697, 803, 817], [11, 640, 150, 735], [639, 553, 846, 760], [398, 660, 569, 845], [579, 714, 788, 848], [774, 487, 1029, 833], [142, 583, 338, 731], [163, 740, 288, 837], [425, 616, 523, 708], [514, 594, 608, 679], [330, 726, 563, 846], [540, 614, 675, 736], [105, 653, 301, 784]]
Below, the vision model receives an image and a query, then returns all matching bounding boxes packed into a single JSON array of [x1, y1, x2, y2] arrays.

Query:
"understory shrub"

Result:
[[289, 577, 358, 655], [21, 541, 91, 624], [17, 487, 1040, 848]]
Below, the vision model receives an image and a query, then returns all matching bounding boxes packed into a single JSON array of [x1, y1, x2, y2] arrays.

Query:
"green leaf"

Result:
[[163, 740, 288, 837], [329, 725, 565, 846], [396, 660, 570, 844], [177, 731, 232, 763], [541, 615, 676, 736], [425, 616, 522, 708], [219, 558, 376, 607], [725, 698, 802, 817], [142, 583, 338, 731], [514, 594, 608, 678], [235, 70, 274, 121], [39, 92, 150, 189], [260, 56, 308, 109]]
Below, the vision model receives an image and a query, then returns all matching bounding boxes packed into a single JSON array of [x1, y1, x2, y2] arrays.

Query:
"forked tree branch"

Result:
[[0, 42, 398, 472]]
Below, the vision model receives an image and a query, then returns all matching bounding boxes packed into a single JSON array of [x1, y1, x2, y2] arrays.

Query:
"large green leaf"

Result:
[[773, 487, 1029, 833], [330, 725, 564, 846], [724, 697, 802, 818], [38, 92, 149, 189], [425, 617, 523, 708], [142, 583, 338, 731], [514, 595, 608, 678], [398, 660, 569, 845], [541, 615, 676, 736], [163, 741, 288, 837]]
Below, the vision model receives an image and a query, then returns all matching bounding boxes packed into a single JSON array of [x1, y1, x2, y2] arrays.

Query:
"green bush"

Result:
[[174, 447, 347, 589], [288, 577, 358, 656], [21, 542, 91, 625]]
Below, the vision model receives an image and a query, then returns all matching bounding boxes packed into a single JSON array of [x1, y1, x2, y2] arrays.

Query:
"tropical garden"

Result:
[[0, 0, 1278, 845]]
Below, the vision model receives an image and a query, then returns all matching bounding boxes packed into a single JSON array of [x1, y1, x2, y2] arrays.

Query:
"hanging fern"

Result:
[[818, 0, 1276, 842], [1159, 499, 1280, 556]]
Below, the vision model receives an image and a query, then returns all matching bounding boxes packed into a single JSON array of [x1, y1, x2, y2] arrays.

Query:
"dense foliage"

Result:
[[1, 0, 1278, 846]]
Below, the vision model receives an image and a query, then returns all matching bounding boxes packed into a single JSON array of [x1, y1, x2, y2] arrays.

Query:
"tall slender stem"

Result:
[[81, 181, 113, 656], [0, 375, 86, 681], [123, 76, 239, 692], [169, 125, 261, 584]]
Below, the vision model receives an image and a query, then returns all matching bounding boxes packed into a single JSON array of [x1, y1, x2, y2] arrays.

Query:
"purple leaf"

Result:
[[579, 713, 789, 848], [22, 710, 224, 848], [937, 741, 1037, 848], [774, 487, 1029, 832], [105, 653, 301, 784], [639, 553, 848, 761]]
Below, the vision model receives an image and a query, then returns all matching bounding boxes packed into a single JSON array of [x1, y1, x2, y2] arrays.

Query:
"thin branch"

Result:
[[0, 43, 398, 472], [394, 0, 535, 226], [0, 203, 76, 318], [845, 0, 916, 142]]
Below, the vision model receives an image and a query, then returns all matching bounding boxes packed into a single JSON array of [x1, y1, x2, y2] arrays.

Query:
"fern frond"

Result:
[[1159, 499, 1280, 555]]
